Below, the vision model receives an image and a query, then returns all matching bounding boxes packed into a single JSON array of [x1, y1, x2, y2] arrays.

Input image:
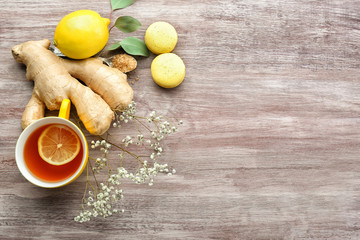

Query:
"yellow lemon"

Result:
[[151, 53, 185, 88], [54, 10, 110, 59], [145, 21, 178, 55]]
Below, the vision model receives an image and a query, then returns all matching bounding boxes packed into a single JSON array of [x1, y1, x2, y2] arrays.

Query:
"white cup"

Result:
[[15, 99, 88, 188]]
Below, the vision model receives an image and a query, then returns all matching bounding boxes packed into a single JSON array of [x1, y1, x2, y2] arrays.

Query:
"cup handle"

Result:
[[58, 99, 71, 119]]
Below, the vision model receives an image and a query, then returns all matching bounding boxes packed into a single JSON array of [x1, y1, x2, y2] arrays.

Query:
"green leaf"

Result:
[[111, 0, 134, 10], [108, 37, 149, 57], [114, 16, 141, 33], [109, 42, 122, 51], [120, 37, 149, 57]]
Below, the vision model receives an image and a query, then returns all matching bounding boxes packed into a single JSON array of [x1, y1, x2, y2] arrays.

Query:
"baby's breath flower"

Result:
[[151, 131, 156, 138], [137, 134, 144, 142], [74, 210, 92, 223], [77, 101, 182, 222]]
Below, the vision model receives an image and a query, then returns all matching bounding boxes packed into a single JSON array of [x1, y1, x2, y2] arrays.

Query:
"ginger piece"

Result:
[[61, 57, 133, 110], [12, 39, 113, 135], [111, 54, 137, 73], [21, 91, 45, 129], [12, 39, 134, 135]]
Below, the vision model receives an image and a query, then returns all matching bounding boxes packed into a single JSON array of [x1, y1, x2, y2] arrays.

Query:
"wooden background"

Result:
[[1, 0, 360, 239]]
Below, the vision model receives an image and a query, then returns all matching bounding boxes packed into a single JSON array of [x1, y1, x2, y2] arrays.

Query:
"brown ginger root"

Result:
[[12, 39, 134, 135], [61, 57, 133, 110]]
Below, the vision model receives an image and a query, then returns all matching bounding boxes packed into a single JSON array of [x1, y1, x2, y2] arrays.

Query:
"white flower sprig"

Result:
[[74, 101, 182, 222]]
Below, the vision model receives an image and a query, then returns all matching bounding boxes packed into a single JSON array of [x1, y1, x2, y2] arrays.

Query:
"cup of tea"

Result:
[[15, 99, 88, 188]]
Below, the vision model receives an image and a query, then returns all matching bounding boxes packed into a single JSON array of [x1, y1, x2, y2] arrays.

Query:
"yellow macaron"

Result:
[[145, 21, 178, 55], [151, 53, 185, 88]]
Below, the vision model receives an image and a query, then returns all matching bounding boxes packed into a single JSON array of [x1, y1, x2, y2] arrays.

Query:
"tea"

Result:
[[24, 124, 83, 182]]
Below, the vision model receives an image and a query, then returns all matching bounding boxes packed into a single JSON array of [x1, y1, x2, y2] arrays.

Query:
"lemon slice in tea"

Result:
[[38, 125, 81, 165]]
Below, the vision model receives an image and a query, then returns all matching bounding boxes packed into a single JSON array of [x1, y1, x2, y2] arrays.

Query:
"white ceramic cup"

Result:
[[15, 99, 88, 188]]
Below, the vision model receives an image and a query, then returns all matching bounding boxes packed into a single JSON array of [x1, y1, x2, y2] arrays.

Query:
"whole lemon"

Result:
[[151, 53, 185, 88], [54, 10, 110, 59], [145, 21, 178, 55]]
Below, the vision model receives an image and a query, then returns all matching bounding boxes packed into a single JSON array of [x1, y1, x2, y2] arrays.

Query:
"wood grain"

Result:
[[1, 0, 360, 239]]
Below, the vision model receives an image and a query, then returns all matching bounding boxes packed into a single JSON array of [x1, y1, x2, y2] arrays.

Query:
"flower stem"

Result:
[[81, 164, 89, 209], [97, 134, 144, 165], [135, 117, 152, 132], [88, 157, 100, 190]]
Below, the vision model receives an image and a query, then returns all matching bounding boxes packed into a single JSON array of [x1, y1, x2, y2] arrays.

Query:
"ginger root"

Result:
[[12, 39, 134, 135]]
